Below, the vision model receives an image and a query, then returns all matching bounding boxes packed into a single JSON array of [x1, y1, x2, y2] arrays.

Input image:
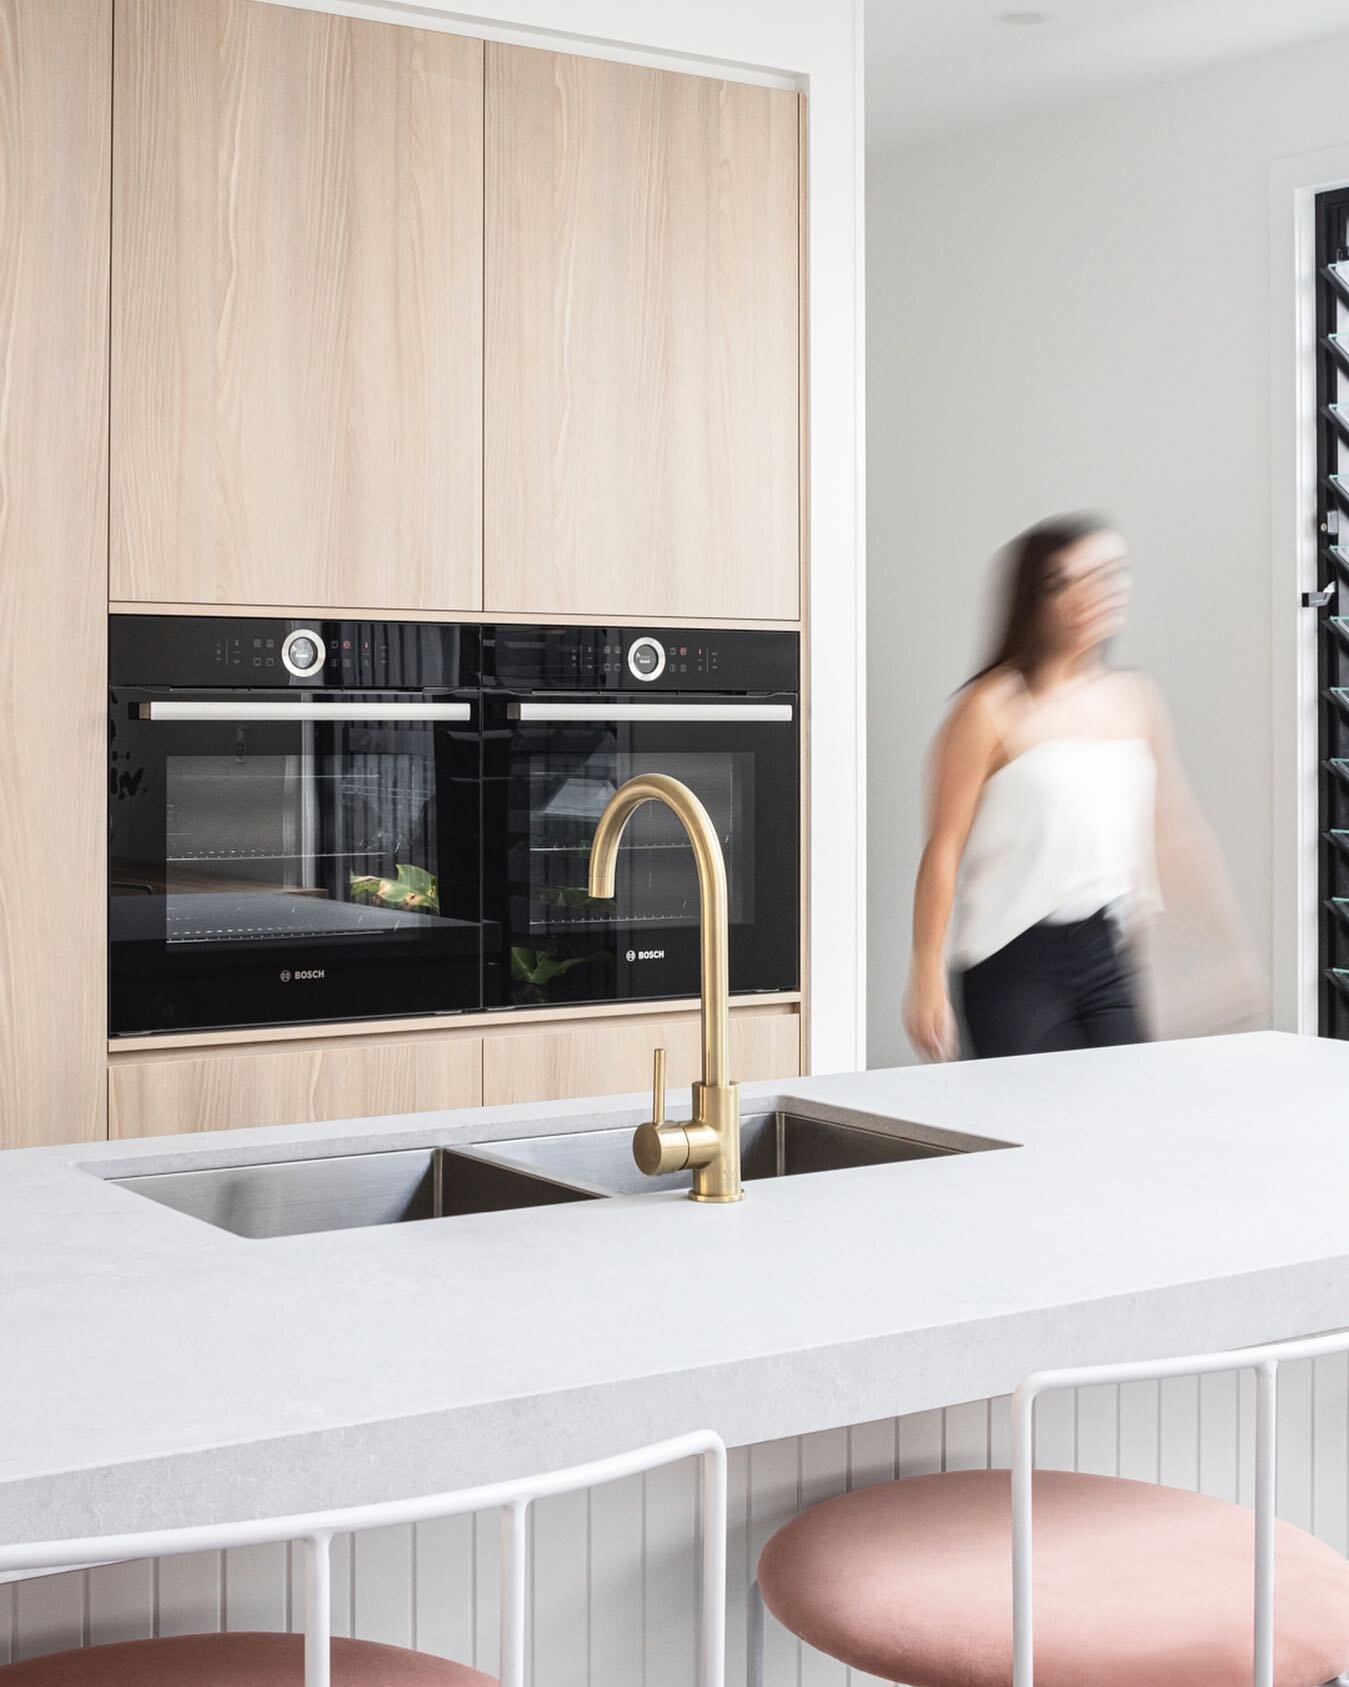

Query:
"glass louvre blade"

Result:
[[1315, 195, 1349, 1036]]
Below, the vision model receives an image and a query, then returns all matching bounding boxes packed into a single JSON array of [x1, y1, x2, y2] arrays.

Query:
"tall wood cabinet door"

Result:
[[485, 46, 800, 621], [112, 0, 483, 612], [109, 1033, 484, 1139], [0, 0, 110, 1150], [482, 1008, 801, 1107]]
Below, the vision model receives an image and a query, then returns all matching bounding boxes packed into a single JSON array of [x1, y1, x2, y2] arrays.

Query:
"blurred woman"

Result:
[[903, 512, 1255, 1062]]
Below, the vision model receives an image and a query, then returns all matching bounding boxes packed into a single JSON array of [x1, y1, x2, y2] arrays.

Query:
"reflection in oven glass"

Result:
[[521, 749, 754, 933], [161, 737, 442, 945]]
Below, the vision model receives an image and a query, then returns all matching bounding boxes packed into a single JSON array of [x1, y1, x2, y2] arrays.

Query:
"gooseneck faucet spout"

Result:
[[588, 773, 742, 1203]]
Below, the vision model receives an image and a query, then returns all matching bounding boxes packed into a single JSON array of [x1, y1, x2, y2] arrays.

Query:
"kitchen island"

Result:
[[3, 1031, 1349, 1676]]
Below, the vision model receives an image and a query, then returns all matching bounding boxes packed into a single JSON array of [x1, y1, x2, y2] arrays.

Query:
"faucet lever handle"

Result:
[[633, 1045, 696, 1177], [651, 1046, 666, 1127]]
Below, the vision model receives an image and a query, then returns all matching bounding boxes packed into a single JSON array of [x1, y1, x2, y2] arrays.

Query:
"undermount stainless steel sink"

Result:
[[107, 1110, 1008, 1238], [462, 1110, 1000, 1200], [108, 1146, 596, 1240]]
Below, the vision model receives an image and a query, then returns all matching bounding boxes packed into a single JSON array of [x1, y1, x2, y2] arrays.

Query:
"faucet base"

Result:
[[687, 1082, 743, 1203]]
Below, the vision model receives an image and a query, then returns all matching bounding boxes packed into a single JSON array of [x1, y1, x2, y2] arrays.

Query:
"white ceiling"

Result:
[[867, 0, 1349, 152]]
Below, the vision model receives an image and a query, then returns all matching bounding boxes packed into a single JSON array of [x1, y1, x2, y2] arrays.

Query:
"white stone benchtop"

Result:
[[2, 1031, 1346, 1544]]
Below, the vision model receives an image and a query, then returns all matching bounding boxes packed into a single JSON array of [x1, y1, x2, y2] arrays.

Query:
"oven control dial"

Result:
[[627, 636, 666, 683], [282, 629, 325, 679]]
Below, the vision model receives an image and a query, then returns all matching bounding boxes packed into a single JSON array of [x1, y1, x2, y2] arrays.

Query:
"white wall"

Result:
[[867, 33, 1349, 1068], [270, 0, 868, 1075]]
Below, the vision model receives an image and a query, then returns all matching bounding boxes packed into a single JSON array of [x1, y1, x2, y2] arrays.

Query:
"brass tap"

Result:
[[587, 774, 742, 1203]]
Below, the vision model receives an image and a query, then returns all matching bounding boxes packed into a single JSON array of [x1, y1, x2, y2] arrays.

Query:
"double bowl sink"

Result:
[[109, 1108, 1010, 1240]]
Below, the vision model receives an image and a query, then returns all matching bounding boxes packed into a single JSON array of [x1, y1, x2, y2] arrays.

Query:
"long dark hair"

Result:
[[973, 511, 1115, 682]]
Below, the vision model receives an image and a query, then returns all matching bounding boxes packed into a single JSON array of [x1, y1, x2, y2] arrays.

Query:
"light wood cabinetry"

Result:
[[484, 45, 800, 622], [106, 1005, 800, 1139], [0, 10, 810, 1149], [108, 1033, 484, 1139], [482, 1006, 800, 1107], [111, 0, 483, 612], [0, 0, 110, 1151]]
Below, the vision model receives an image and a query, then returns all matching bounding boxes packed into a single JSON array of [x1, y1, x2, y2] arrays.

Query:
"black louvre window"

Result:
[[1317, 185, 1349, 1035]]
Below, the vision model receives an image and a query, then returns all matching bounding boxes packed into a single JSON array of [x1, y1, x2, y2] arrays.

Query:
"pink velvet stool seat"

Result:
[[0, 1631, 496, 1686], [757, 1468, 1349, 1687]]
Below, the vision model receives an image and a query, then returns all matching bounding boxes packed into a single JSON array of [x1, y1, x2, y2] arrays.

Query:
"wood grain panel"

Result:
[[108, 1032, 483, 1138], [0, 0, 110, 1150], [485, 44, 799, 621], [112, 0, 482, 611], [482, 1006, 800, 1107]]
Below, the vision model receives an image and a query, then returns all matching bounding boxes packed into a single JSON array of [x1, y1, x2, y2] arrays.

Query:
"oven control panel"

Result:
[[484, 626, 798, 694], [110, 616, 479, 692]]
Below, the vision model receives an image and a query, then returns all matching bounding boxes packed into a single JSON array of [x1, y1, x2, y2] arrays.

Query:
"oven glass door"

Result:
[[483, 698, 798, 1008], [109, 692, 480, 1033]]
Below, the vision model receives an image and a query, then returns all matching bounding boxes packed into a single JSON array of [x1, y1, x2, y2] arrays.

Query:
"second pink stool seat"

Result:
[[0, 1631, 495, 1686], [757, 1468, 1349, 1687]]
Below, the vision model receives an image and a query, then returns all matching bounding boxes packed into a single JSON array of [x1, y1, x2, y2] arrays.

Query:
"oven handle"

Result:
[[508, 702, 794, 723], [135, 701, 472, 723]]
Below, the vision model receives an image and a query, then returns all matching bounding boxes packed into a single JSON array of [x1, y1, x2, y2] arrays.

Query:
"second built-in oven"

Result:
[[482, 625, 799, 1010]]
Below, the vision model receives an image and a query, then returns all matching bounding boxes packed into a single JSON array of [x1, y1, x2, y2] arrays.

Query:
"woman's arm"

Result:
[[904, 685, 1000, 1060]]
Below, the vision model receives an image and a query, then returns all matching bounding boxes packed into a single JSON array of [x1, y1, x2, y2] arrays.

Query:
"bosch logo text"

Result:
[[627, 949, 665, 962], [281, 968, 326, 982]]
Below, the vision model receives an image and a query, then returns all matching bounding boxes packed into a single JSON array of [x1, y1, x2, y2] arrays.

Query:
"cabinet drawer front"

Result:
[[109, 1035, 483, 1138], [482, 1008, 800, 1107]]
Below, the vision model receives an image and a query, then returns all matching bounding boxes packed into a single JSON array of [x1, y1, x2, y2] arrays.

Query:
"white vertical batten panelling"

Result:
[[797, 1430, 847, 1687], [11, 1387, 1349, 1682], [224, 1542, 288, 1632], [86, 1560, 153, 1647], [645, 1455, 700, 1687], [13, 1571, 84, 1662], [1313, 1354, 1349, 1554], [413, 1517, 474, 1663]]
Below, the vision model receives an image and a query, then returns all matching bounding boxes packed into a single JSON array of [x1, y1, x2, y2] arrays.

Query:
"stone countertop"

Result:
[[2, 1031, 1346, 1543]]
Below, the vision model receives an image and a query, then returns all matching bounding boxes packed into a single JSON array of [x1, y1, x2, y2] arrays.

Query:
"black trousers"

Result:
[[954, 910, 1145, 1060]]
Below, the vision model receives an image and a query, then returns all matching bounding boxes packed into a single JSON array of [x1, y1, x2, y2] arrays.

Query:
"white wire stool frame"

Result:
[[0, 1430, 727, 1687], [1012, 1330, 1349, 1687], [748, 1330, 1349, 1687]]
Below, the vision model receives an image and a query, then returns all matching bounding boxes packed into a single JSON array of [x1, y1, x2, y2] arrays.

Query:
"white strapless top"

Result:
[[949, 736, 1159, 970]]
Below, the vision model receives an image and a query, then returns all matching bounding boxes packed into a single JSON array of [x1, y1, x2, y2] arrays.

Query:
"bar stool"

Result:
[[0, 1430, 726, 1687], [750, 1331, 1349, 1687]]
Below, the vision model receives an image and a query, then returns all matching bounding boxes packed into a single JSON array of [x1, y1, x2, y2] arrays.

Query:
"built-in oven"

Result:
[[109, 617, 481, 1036], [482, 625, 799, 1010]]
